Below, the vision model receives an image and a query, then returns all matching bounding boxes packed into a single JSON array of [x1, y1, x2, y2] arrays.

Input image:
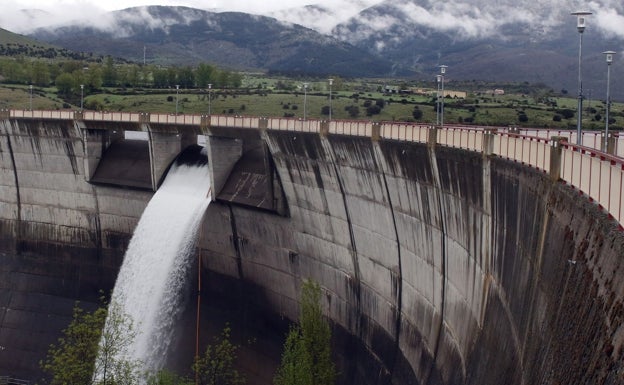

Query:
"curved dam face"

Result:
[[1, 117, 623, 384]]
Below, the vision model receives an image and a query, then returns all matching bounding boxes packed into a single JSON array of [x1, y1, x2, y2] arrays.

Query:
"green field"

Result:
[[1, 79, 622, 131]]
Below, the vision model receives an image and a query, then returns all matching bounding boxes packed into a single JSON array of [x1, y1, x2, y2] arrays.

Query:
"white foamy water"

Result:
[[101, 158, 211, 375]]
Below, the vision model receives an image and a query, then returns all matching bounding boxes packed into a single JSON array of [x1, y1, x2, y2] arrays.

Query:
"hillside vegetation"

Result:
[[0, 30, 621, 131]]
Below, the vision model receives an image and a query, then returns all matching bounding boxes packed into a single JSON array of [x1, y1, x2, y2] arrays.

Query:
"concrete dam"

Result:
[[1, 110, 624, 384]]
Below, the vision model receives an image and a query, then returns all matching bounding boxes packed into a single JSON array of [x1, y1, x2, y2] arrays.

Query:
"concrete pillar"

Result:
[[607, 133, 616, 156], [206, 136, 243, 200], [259, 118, 268, 130], [428, 126, 438, 148], [200, 115, 211, 132], [479, 128, 496, 325], [482, 128, 497, 157], [149, 127, 182, 190], [320, 121, 330, 137], [549, 136, 566, 182], [81, 123, 123, 181], [371, 123, 381, 142], [139, 112, 150, 124]]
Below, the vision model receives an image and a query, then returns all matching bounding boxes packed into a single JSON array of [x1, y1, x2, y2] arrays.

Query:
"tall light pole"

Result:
[[328, 78, 334, 121], [80, 84, 84, 111], [29, 84, 33, 112], [571, 11, 592, 146], [439, 65, 448, 127], [207, 83, 212, 115], [436, 74, 442, 125], [603, 51, 616, 152], [175, 84, 179, 115], [303, 82, 309, 121]]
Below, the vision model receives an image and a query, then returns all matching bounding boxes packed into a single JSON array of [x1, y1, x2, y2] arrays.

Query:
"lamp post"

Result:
[[439, 65, 448, 127], [603, 51, 616, 152], [328, 78, 334, 121], [80, 84, 84, 111], [29, 84, 33, 112], [303, 82, 309, 121], [571, 11, 592, 146], [436, 75, 442, 125], [175, 84, 179, 115], [207, 83, 212, 115]]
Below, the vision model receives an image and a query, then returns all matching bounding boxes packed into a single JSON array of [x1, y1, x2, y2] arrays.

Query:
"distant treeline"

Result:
[[0, 55, 243, 95], [0, 43, 94, 60]]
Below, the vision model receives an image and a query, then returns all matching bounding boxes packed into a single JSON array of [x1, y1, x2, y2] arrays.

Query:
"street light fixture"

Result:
[[208, 83, 212, 115], [571, 11, 592, 146], [439, 65, 448, 127], [303, 82, 309, 121], [328, 78, 334, 121], [80, 84, 84, 111], [175, 84, 179, 115], [603, 50, 616, 152], [436, 75, 442, 125]]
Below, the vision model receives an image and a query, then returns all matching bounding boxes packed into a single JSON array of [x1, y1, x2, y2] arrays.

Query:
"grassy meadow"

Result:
[[1, 75, 622, 131]]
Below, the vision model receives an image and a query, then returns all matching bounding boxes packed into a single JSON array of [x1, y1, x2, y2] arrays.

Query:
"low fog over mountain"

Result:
[[19, 1, 624, 98]]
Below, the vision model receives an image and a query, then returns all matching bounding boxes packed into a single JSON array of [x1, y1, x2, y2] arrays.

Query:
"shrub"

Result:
[[412, 107, 423, 120], [559, 108, 575, 119]]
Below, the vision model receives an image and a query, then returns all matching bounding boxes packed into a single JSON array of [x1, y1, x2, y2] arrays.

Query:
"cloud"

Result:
[[328, 0, 624, 51], [2, 0, 623, 47], [592, 6, 624, 40], [268, 0, 380, 34], [0, 2, 108, 32]]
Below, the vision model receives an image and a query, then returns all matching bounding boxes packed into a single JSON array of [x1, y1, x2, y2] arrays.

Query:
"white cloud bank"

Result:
[[0, 0, 622, 45]]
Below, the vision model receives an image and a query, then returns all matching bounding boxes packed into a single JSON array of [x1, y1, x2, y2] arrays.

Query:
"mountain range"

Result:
[[14, 3, 624, 99]]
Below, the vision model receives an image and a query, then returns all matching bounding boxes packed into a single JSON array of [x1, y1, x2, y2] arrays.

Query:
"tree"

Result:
[[31, 61, 51, 86], [40, 298, 140, 385], [55, 72, 75, 97], [40, 303, 106, 385], [93, 300, 140, 385], [196, 63, 215, 88], [345, 105, 360, 118], [412, 107, 423, 120], [147, 369, 193, 385], [558, 108, 575, 119], [178, 66, 195, 88], [273, 326, 312, 385], [274, 280, 335, 385], [193, 324, 246, 385], [102, 56, 117, 87]]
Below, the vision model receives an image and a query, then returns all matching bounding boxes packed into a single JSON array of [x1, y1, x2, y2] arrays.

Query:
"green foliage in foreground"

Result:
[[41, 296, 248, 385], [40, 304, 105, 385], [193, 324, 246, 385], [40, 298, 140, 385], [274, 280, 336, 385]]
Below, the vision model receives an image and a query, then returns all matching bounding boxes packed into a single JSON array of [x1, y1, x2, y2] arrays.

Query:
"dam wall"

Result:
[[198, 130, 624, 384], [0, 118, 151, 376], [1, 115, 623, 384]]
